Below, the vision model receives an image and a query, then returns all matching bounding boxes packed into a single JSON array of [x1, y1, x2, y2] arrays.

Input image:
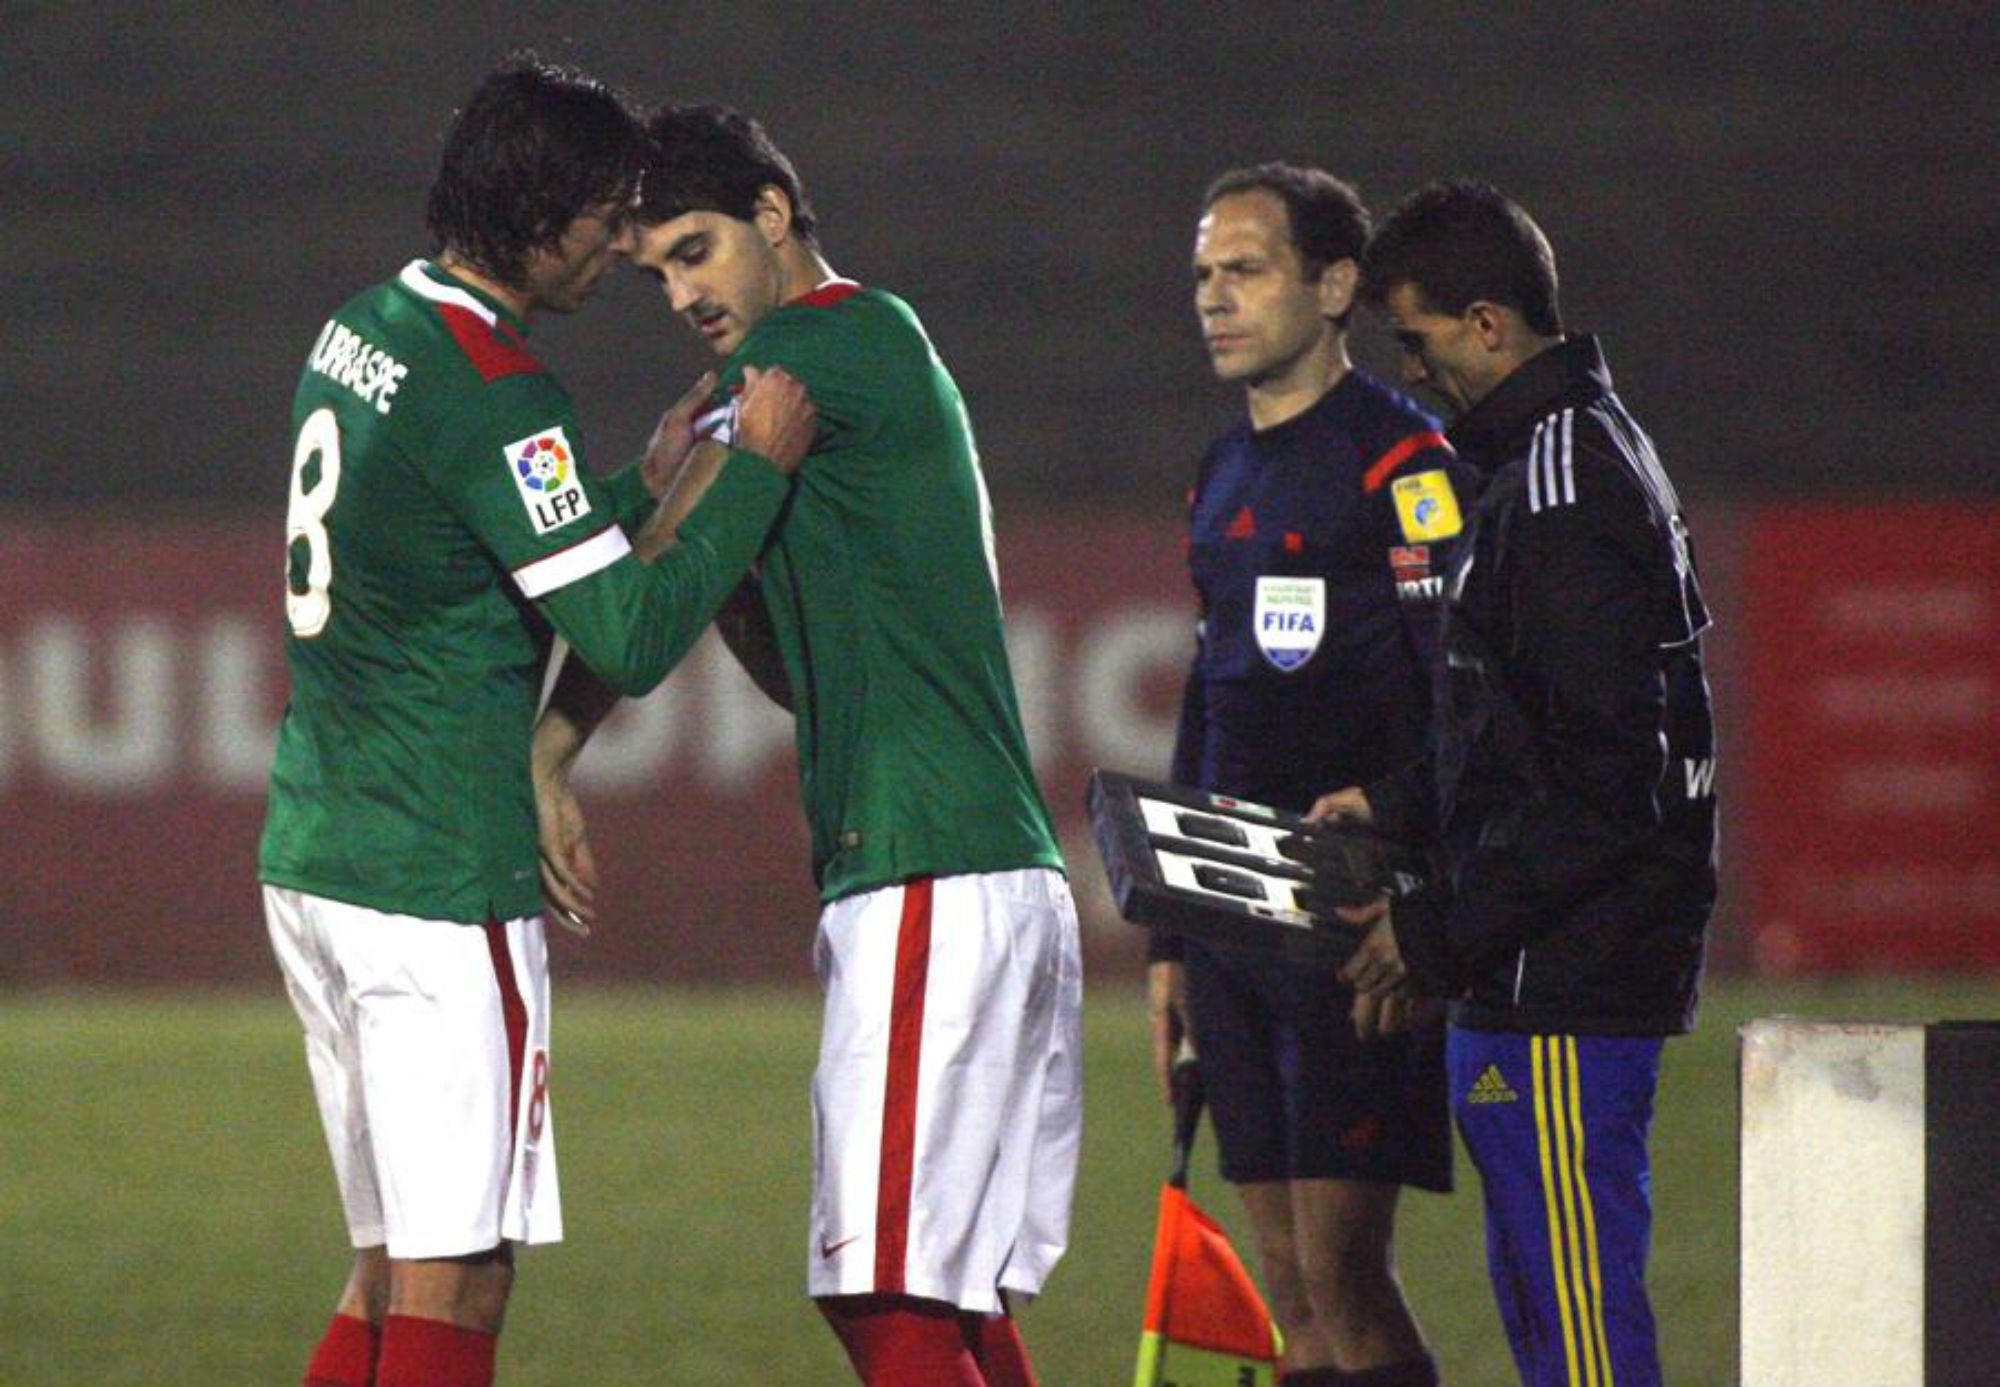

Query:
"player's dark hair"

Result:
[[425, 56, 646, 288], [1203, 163, 1370, 328], [637, 104, 819, 246], [1359, 180, 1564, 336]]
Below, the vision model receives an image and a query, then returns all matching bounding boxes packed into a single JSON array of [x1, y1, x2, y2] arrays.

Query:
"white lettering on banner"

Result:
[[1813, 673, 1990, 729], [574, 671, 686, 791], [27, 618, 178, 791], [1832, 761, 1984, 816], [1802, 865, 2000, 916], [1004, 610, 1060, 771], [700, 644, 796, 791], [0, 648, 12, 787], [1073, 604, 1184, 774], [572, 637, 791, 793], [1822, 584, 1987, 640], [200, 616, 281, 788], [0, 603, 1186, 798], [574, 610, 1173, 794]]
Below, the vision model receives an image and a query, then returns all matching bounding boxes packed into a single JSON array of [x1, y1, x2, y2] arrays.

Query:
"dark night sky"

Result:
[[6, 3, 1994, 510]]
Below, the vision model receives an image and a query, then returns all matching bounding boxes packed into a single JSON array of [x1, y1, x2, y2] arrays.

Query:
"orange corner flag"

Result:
[[1134, 1057, 1281, 1386]]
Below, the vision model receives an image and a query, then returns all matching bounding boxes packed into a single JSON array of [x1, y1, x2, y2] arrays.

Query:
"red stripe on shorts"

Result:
[[874, 878, 935, 1293], [483, 922, 529, 1163]]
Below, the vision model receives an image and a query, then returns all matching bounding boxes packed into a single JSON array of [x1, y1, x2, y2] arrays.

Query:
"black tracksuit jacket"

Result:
[[1370, 337, 1718, 1036]]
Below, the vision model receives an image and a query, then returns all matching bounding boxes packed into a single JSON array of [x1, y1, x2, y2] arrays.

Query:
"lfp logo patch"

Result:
[[1254, 576, 1325, 672], [515, 433, 569, 491], [505, 425, 592, 535], [1391, 470, 1463, 543]]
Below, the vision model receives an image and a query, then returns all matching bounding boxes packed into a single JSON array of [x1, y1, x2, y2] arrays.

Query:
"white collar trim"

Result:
[[399, 260, 497, 326]]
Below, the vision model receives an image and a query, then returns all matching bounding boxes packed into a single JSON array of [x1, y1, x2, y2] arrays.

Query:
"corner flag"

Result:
[[1134, 1055, 1282, 1387]]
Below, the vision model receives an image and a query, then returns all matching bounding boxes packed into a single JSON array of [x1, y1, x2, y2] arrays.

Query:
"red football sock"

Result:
[[819, 1295, 985, 1387], [374, 1314, 497, 1387], [304, 1313, 380, 1387], [963, 1310, 1039, 1387]]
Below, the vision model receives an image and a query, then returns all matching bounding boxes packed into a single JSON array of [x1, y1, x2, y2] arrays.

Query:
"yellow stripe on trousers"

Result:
[[1549, 1037, 1600, 1385], [1532, 1037, 1586, 1386], [1534, 1036, 1614, 1386], [1564, 1037, 1615, 1386]]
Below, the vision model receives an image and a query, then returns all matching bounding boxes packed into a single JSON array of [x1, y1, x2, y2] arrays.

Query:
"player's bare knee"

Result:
[[338, 1246, 392, 1322], [458, 1243, 517, 1331], [388, 1243, 515, 1334]]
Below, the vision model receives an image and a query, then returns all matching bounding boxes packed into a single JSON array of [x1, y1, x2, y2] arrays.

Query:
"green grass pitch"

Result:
[[4, 976, 1995, 1385]]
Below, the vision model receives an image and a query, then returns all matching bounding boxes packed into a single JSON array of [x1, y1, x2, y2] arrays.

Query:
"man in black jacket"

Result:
[[1319, 182, 1716, 1387]]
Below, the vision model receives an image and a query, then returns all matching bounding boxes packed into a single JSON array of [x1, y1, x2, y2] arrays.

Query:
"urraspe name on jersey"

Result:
[[307, 319, 409, 415]]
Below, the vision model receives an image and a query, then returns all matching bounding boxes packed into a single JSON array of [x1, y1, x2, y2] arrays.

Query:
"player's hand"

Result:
[[1352, 988, 1443, 1039], [536, 774, 598, 936], [734, 365, 817, 475], [1306, 785, 1374, 826], [1340, 914, 1406, 996], [1335, 895, 1391, 928], [1147, 961, 1191, 1106], [639, 370, 718, 498], [1352, 987, 1397, 1040]]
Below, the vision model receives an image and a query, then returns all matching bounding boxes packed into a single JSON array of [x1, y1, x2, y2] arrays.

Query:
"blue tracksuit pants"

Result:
[[1449, 1028, 1665, 1387]]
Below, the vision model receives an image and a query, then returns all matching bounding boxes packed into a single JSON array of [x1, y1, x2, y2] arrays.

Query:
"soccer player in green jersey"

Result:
[[532, 106, 1080, 1387], [259, 63, 814, 1387]]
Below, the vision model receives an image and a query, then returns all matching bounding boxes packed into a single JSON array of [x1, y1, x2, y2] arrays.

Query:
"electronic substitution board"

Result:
[[1085, 770, 1365, 960]]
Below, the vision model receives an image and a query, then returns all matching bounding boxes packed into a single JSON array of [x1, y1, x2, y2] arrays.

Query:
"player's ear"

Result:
[[1317, 258, 1358, 323], [1465, 300, 1510, 350], [753, 185, 794, 248]]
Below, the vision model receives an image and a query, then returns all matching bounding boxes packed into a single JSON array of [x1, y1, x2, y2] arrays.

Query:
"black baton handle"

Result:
[[1169, 1053, 1204, 1191]]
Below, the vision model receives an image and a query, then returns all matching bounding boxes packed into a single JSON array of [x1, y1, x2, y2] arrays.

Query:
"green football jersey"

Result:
[[261, 260, 787, 922], [713, 282, 1063, 901]]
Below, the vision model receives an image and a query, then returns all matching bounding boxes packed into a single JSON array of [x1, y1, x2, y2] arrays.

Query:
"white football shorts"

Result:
[[808, 867, 1083, 1313], [262, 885, 562, 1259]]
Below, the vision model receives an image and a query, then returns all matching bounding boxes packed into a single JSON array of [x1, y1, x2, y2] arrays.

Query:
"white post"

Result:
[[1739, 1019, 1926, 1387]]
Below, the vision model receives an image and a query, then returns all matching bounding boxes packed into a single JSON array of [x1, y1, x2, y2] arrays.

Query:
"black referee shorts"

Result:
[[1182, 937, 1452, 1191]]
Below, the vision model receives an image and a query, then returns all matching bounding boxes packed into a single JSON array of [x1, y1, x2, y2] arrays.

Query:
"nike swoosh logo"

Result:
[[819, 1235, 860, 1259]]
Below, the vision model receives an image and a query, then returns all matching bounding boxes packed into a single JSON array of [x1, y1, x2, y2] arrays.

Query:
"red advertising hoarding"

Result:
[[7, 500, 1984, 984], [1742, 504, 1999, 970], [0, 510, 1190, 984]]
